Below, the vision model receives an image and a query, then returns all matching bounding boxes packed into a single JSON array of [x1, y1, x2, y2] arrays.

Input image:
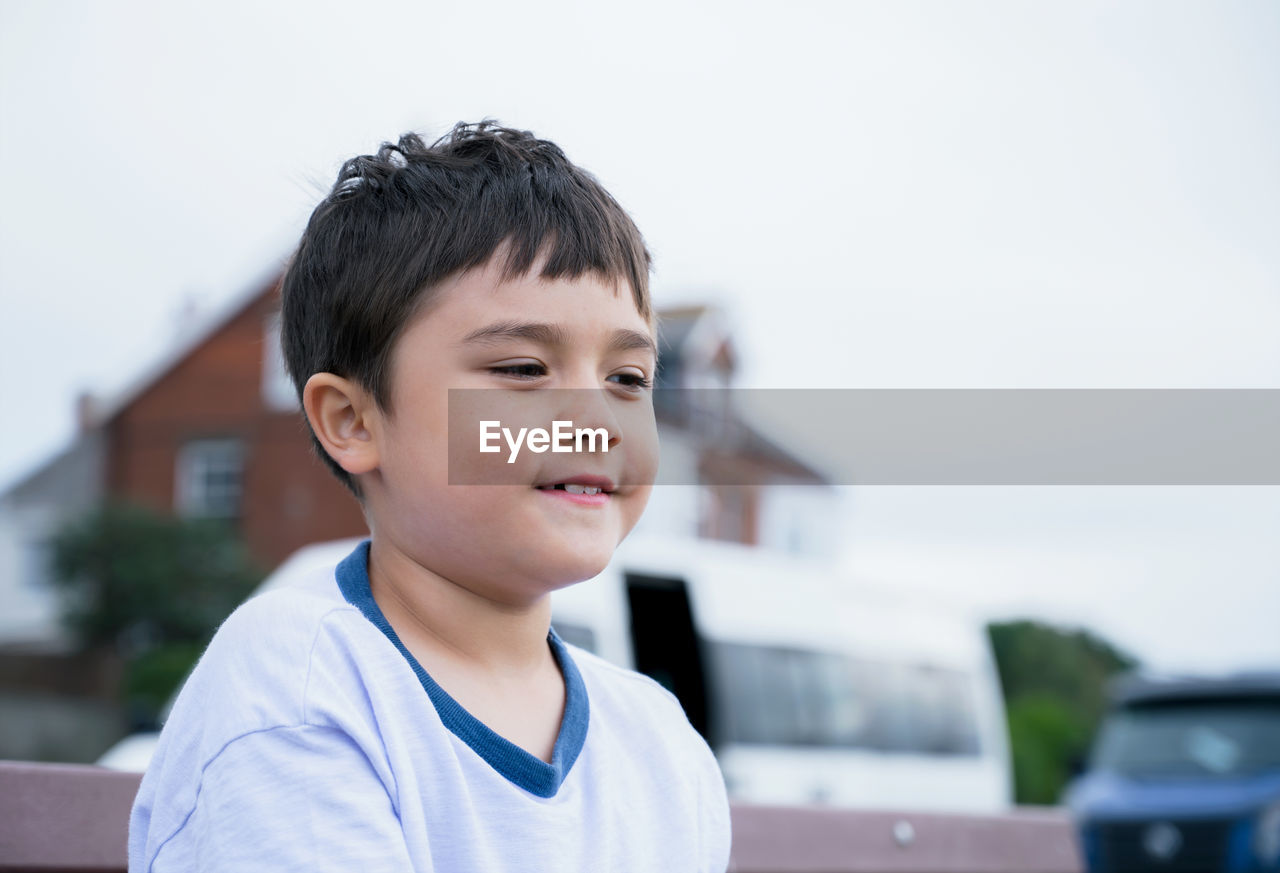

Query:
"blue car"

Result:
[[1065, 672, 1280, 872]]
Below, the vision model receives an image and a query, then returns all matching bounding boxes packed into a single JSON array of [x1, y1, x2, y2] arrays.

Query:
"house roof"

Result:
[[0, 432, 104, 505], [653, 307, 828, 485], [84, 264, 285, 429], [656, 305, 706, 355]]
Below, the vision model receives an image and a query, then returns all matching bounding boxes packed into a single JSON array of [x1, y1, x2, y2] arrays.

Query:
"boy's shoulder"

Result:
[[154, 564, 392, 748], [222, 563, 351, 629], [562, 640, 730, 854], [199, 563, 368, 680]]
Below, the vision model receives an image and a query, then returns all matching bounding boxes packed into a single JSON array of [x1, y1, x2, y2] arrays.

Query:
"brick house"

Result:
[[94, 276, 366, 569], [0, 276, 837, 650]]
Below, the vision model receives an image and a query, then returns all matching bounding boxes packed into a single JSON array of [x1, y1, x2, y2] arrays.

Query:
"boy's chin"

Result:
[[531, 540, 617, 592]]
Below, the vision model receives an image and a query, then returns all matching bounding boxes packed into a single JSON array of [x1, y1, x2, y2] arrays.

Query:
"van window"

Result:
[[1091, 698, 1280, 779], [708, 641, 982, 755]]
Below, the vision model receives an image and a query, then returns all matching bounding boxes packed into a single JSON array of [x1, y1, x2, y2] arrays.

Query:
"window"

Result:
[[20, 540, 53, 594], [1091, 699, 1280, 779], [176, 439, 245, 519], [708, 640, 982, 756]]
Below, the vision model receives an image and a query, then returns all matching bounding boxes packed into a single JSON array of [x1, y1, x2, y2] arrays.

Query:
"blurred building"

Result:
[[0, 277, 839, 652], [0, 272, 362, 652], [642, 304, 840, 552]]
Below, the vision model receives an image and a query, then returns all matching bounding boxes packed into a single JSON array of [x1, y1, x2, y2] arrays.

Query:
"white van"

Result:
[[100, 534, 1012, 813]]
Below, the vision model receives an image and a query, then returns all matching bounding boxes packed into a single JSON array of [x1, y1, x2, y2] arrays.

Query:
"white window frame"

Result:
[[176, 438, 245, 519]]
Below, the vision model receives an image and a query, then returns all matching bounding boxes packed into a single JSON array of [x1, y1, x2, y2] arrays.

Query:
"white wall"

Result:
[[0, 435, 104, 648]]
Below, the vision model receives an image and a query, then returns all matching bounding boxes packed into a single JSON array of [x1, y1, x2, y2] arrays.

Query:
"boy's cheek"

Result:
[[616, 403, 660, 489], [622, 483, 655, 532], [444, 389, 541, 485]]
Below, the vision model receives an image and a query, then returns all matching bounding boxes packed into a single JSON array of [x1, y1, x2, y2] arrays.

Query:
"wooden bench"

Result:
[[0, 760, 1083, 872]]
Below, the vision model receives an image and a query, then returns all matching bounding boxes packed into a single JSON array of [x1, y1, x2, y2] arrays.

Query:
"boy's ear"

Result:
[[302, 373, 381, 476]]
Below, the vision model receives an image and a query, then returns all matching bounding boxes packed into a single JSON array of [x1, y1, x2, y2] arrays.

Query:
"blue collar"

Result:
[[335, 540, 589, 798]]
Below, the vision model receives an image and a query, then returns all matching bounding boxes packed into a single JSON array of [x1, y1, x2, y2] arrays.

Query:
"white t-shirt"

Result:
[[128, 540, 732, 872]]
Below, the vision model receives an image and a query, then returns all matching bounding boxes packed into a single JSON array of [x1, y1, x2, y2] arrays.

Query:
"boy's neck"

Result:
[[365, 535, 555, 674]]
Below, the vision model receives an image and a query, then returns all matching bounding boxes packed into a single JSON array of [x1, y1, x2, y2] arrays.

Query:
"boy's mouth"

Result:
[[534, 475, 616, 497]]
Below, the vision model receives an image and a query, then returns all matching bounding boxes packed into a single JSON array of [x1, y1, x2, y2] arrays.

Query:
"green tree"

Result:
[[987, 620, 1138, 804], [48, 502, 263, 724]]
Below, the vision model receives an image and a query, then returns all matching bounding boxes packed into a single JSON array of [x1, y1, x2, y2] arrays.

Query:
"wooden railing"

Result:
[[728, 803, 1082, 873], [0, 760, 1083, 872], [1, 760, 141, 872]]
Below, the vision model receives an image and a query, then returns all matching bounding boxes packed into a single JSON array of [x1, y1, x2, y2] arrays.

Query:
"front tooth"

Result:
[[563, 484, 601, 495]]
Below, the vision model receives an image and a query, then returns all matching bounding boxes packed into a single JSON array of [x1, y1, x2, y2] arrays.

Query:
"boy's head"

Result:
[[281, 121, 652, 492], [280, 122, 659, 599]]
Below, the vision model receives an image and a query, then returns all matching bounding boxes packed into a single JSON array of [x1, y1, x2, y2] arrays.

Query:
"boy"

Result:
[[127, 122, 732, 871]]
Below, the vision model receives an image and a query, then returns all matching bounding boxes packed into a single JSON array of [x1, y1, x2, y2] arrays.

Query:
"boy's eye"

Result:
[[490, 363, 546, 379], [608, 372, 653, 391]]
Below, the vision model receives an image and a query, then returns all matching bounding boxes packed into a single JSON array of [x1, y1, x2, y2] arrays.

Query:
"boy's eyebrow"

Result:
[[607, 328, 659, 359], [461, 321, 657, 359]]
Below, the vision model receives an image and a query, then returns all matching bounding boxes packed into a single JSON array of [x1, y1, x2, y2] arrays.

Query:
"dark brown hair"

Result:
[[280, 121, 653, 494]]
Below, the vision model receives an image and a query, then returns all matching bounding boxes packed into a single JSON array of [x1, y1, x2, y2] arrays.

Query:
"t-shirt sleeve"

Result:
[[135, 723, 415, 873], [700, 742, 733, 872], [622, 662, 733, 872]]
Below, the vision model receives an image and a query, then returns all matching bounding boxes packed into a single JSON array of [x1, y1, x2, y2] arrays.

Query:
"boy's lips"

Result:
[[534, 474, 615, 506]]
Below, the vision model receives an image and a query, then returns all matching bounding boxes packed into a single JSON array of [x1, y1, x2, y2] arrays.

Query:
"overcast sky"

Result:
[[1, 0, 1277, 672]]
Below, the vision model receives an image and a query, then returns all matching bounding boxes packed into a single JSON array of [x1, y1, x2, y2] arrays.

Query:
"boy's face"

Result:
[[362, 256, 659, 606]]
